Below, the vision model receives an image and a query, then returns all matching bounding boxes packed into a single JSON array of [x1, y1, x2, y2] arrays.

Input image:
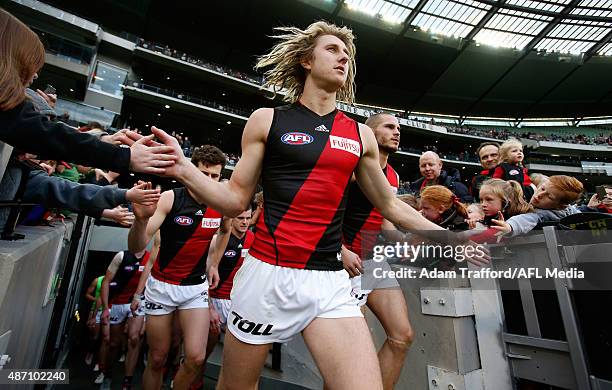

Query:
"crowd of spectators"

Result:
[[447, 124, 612, 145], [136, 38, 264, 85]]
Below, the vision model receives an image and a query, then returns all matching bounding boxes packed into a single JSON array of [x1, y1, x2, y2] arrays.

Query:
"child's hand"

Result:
[[491, 211, 512, 236]]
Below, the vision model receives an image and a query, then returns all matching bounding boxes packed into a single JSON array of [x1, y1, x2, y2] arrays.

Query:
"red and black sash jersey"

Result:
[[471, 168, 495, 201], [153, 187, 222, 285], [492, 163, 534, 201], [109, 251, 150, 305], [249, 103, 363, 271], [210, 230, 254, 300], [342, 164, 399, 258]]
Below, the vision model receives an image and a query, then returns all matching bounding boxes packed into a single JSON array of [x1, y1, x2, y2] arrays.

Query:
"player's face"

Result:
[[419, 156, 442, 181], [373, 115, 400, 154], [304, 34, 350, 90], [479, 145, 499, 170], [507, 146, 524, 164], [479, 189, 503, 216], [197, 162, 222, 182], [420, 199, 445, 222], [232, 209, 251, 233], [531, 182, 563, 209]]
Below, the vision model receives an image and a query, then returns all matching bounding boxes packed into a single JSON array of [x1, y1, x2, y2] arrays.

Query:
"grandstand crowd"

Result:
[[1, 8, 611, 390]]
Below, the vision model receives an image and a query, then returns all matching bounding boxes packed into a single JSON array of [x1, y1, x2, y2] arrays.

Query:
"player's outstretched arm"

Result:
[[151, 108, 271, 217]]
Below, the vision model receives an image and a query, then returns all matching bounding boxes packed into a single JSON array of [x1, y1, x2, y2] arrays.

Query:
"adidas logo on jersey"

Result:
[[195, 210, 203, 216], [314, 124, 329, 132]]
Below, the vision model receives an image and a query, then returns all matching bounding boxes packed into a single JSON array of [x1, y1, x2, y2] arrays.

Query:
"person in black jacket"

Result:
[[470, 142, 500, 202], [0, 8, 175, 174], [409, 151, 473, 202]]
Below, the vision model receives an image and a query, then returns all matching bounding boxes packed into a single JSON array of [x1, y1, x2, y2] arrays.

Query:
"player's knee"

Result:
[[148, 349, 168, 371], [128, 334, 140, 348], [388, 324, 414, 350], [183, 352, 206, 371]]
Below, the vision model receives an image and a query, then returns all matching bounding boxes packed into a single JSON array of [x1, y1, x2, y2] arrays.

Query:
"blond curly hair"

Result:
[[255, 21, 356, 104]]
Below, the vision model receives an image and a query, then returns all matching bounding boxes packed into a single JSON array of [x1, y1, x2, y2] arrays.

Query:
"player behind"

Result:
[[127, 146, 229, 390]]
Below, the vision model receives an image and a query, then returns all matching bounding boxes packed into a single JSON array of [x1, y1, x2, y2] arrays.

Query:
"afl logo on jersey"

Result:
[[174, 216, 193, 226], [281, 132, 313, 145], [224, 250, 236, 257], [509, 169, 520, 176]]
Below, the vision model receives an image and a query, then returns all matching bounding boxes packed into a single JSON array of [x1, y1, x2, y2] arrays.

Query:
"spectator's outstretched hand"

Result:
[[36, 89, 57, 109], [129, 134, 177, 174], [126, 181, 161, 205], [149, 126, 189, 178], [491, 211, 512, 236], [104, 206, 135, 227]]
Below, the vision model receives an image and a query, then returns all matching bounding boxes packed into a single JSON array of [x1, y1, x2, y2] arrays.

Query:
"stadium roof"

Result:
[[335, 0, 612, 55], [35, 0, 612, 119]]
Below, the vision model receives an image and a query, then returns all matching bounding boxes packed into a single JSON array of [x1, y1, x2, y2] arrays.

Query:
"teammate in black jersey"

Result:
[[341, 113, 414, 390], [128, 146, 229, 390], [151, 22, 488, 390], [99, 245, 158, 390]]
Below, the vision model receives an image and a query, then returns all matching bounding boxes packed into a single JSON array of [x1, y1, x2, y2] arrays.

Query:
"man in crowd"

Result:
[[150, 21, 487, 390], [128, 146, 228, 390], [341, 113, 414, 390], [470, 142, 500, 201], [409, 151, 472, 202]]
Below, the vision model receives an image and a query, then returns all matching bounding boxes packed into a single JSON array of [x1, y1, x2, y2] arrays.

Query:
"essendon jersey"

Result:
[[210, 230, 254, 300], [153, 187, 222, 285], [250, 103, 362, 271], [109, 251, 150, 305], [343, 164, 399, 258], [492, 163, 534, 201]]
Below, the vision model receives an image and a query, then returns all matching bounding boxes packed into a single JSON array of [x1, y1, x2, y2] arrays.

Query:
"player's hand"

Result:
[[491, 211, 512, 236], [126, 182, 161, 205], [130, 295, 142, 316], [207, 266, 220, 289], [131, 182, 158, 219], [129, 134, 177, 175], [342, 246, 363, 278], [209, 307, 221, 336], [100, 308, 110, 325], [149, 126, 191, 179]]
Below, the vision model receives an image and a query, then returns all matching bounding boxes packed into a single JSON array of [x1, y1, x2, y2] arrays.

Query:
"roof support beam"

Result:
[[474, 0, 612, 24], [584, 28, 612, 61], [331, 0, 345, 18], [401, 0, 431, 33], [460, 0, 508, 49]]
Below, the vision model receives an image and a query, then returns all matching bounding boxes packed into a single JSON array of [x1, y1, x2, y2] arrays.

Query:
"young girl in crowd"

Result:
[[419, 185, 469, 230], [493, 138, 535, 201], [492, 175, 584, 237], [465, 179, 533, 243]]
